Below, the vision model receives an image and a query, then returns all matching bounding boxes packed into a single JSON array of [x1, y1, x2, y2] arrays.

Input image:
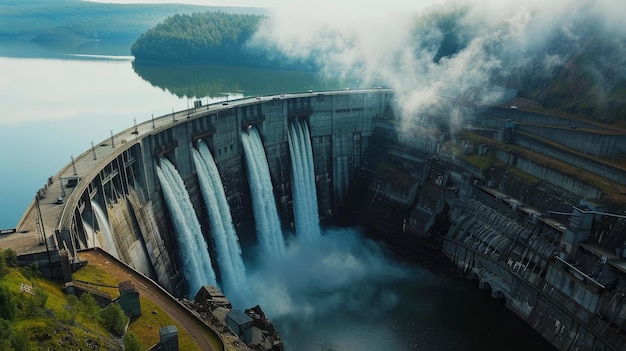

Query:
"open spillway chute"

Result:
[[241, 126, 286, 257], [90, 200, 120, 259], [288, 119, 321, 241], [156, 157, 217, 296], [81, 219, 97, 249], [193, 140, 247, 293]]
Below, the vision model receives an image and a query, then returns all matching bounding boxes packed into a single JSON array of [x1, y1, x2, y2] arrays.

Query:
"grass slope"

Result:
[[0, 256, 202, 350]]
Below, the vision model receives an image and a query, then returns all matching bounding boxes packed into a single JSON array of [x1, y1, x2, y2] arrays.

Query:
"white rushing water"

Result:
[[287, 120, 321, 241], [156, 157, 217, 297], [241, 126, 286, 257], [193, 140, 247, 294], [81, 219, 96, 249], [233, 124, 411, 350], [90, 200, 120, 259]]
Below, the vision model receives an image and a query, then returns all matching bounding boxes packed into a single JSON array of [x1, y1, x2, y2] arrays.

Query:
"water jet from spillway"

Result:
[[193, 140, 247, 294], [288, 119, 321, 241], [90, 200, 120, 259], [241, 126, 286, 257], [156, 157, 217, 296]]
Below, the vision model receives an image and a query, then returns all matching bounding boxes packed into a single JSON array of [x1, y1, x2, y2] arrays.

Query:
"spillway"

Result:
[[156, 157, 217, 296], [193, 140, 246, 293], [288, 119, 321, 241], [90, 200, 120, 259], [241, 125, 287, 257]]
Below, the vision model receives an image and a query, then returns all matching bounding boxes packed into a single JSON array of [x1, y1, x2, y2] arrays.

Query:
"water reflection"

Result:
[[132, 61, 358, 98], [0, 39, 133, 60]]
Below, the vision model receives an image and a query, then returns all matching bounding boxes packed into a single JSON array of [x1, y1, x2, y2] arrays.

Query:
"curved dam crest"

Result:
[[17, 89, 392, 297]]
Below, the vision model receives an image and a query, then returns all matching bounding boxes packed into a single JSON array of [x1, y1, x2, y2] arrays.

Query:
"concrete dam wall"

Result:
[[58, 90, 394, 297], [13, 89, 626, 350]]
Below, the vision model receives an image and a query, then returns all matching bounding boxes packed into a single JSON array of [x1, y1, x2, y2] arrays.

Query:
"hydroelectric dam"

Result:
[[6, 88, 626, 350], [11, 89, 391, 293]]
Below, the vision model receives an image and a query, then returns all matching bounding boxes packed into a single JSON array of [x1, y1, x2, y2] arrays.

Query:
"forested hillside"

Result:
[[0, 0, 262, 43], [529, 36, 626, 122], [131, 11, 263, 64]]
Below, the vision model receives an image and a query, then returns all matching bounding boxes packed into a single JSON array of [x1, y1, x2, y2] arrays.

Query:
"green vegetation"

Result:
[[0, 0, 261, 44], [0, 284, 17, 321], [463, 151, 496, 172], [72, 257, 204, 351], [123, 331, 142, 351], [131, 11, 263, 65], [0, 247, 119, 349], [100, 303, 129, 336], [516, 34, 626, 123], [130, 10, 312, 69], [0, 247, 204, 350]]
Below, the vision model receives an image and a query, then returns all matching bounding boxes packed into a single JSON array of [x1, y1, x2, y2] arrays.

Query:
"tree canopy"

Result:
[[131, 11, 263, 65]]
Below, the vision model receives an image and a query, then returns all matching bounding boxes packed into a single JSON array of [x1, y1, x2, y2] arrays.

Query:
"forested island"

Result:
[[0, 0, 263, 58], [131, 12, 261, 65], [130, 11, 310, 70]]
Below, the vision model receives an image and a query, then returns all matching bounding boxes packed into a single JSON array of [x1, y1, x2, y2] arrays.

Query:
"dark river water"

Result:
[[0, 39, 554, 350], [234, 228, 555, 351]]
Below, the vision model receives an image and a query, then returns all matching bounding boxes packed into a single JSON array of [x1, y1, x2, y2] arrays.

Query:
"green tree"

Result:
[[20, 262, 39, 281], [28, 262, 39, 278], [131, 11, 263, 65], [0, 285, 17, 321], [123, 331, 142, 351], [79, 293, 103, 341], [21, 287, 49, 317], [0, 318, 13, 349], [34, 287, 48, 309], [11, 328, 30, 351], [100, 303, 129, 336], [79, 293, 100, 319], [0, 248, 7, 276], [64, 295, 80, 324], [4, 248, 17, 267]]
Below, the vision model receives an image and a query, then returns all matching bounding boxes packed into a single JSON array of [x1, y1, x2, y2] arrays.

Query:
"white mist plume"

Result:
[[229, 227, 413, 349], [250, 0, 626, 131]]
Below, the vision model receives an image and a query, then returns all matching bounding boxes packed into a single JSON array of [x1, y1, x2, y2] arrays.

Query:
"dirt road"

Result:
[[76, 249, 223, 351]]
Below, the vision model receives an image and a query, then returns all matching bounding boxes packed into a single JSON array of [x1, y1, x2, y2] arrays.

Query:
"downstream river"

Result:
[[0, 40, 554, 350]]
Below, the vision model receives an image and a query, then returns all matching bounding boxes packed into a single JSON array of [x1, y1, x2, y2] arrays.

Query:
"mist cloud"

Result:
[[249, 0, 626, 130], [228, 227, 413, 349]]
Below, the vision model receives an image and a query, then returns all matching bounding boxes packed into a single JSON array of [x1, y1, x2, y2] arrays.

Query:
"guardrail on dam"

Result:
[[13, 88, 394, 296]]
